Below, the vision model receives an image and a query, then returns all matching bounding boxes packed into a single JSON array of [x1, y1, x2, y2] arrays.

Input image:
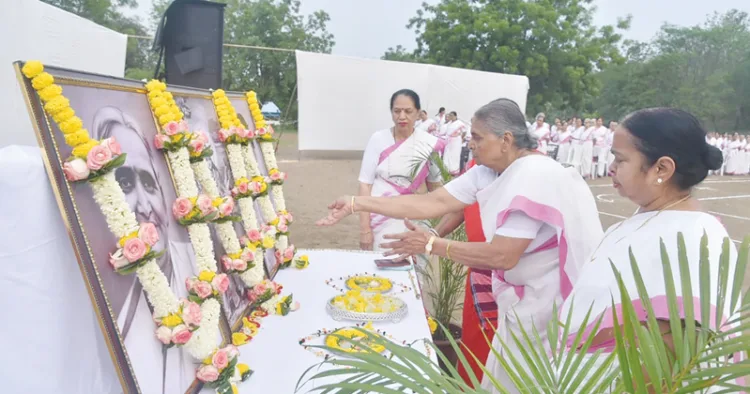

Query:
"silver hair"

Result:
[[474, 99, 538, 150], [535, 112, 545, 121]]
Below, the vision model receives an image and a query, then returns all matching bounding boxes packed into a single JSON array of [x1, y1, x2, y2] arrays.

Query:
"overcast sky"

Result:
[[128, 0, 747, 59]]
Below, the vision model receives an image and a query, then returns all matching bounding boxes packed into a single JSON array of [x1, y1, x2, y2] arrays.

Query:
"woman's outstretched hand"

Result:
[[380, 219, 431, 258], [316, 195, 353, 226]]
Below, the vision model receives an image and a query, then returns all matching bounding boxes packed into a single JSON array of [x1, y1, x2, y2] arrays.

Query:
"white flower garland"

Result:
[[237, 197, 260, 231], [191, 160, 220, 197], [167, 148, 199, 197], [90, 172, 138, 237], [241, 144, 261, 177], [187, 223, 217, 272], [239, 259, 265, 289], [257, 195, 277, 224], [226, 144, 248, 179], [270, 186, 286, 212], [276, 235, 289, 257], [259, 142, 277, 171], [136, 259, 180, 317], [216, 222, 241, 255], [184, 298, 221, 359]]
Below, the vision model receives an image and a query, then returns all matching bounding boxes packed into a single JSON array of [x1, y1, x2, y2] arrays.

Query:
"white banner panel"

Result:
[[1, 0, 127, 148], [296, 50, 529, 154]]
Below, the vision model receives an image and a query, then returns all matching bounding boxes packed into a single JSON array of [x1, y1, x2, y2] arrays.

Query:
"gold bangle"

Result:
[[446, 241, 452, 260], [350, 196, 356, 214]]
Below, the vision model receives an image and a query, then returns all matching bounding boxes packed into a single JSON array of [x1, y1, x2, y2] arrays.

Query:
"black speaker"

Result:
[[160, 0, 226, 89]]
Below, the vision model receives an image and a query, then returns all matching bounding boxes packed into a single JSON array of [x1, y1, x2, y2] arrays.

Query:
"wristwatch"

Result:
[[425, 235, 436, 255]]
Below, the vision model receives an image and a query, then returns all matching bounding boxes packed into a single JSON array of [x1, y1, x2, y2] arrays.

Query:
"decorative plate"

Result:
[[325, 327, 386, 354], [345, 275, 393, 293], [326, 292, 408, 323]]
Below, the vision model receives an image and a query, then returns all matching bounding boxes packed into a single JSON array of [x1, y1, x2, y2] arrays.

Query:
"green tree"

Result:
[[399, 0, 630, 116], [382, 45, 420, 62], [219, 0, 334, 119]]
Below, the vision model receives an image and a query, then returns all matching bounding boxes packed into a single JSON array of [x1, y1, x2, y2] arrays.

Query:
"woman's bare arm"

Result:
[[353, 187, 465, 220], [358, 182, 374, 249], [433, 210, 466, 238], [431, 235, 532, 270]]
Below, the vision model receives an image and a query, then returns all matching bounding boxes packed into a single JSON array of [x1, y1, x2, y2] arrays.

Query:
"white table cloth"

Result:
[[209, 249, 435, 393]]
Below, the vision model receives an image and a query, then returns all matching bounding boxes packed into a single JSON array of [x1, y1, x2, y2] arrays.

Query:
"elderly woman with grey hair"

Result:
[[318, 98, 603, 393]]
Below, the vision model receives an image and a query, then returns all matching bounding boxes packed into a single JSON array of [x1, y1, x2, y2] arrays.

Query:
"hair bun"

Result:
[[703, 144, 723, 171]]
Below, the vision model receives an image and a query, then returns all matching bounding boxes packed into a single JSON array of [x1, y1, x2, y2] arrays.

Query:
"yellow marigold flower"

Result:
[[147, 90, 162, 100], [158, 113, 175, 126], [38, 84, 63, 102], [170, 134, 184, 144], [232, 332, 249, 346], [232, 119, 242, 127], [269, 217, 280, 226], [198, 271, 216, 282], [162, 91, 173, 100], [249, 103, 260, 112], [217, 109, 229, 118], [212, 89, 225, 98], [202, 356, 212, 365], [246, 91, 257, 99], [232, 384, 238, 394], [212, 197, 222, 207], [174, 112, 184, 121], [64, 129, 91, 147], [44, 96, 70, 115], [22, 60, 44, 79], [237, 363, 250, 375], [219, 115, 231, 126], [427, 317, 438, 334], [59, 116, 83, 135], [161, 314, 183, 328], [235, 177, 248, 186], [52, 107, 75, 124], [145, 80, 163, 92], [31, 72, 54, 90], [245, 242, 258, 252], [71, 140, 98, 158], [154, 105, 169, 117], [262, 236, 275, 249], [150, 97, 167, 108]]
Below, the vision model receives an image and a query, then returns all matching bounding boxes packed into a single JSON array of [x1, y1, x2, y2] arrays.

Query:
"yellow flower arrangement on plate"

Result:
[[325, 323, 386, 354], [331, 290, 403, 314], [345, 275, 393, 293]]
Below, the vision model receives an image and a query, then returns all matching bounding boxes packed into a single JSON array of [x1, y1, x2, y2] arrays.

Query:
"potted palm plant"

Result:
[[297, 235, 750, 393]]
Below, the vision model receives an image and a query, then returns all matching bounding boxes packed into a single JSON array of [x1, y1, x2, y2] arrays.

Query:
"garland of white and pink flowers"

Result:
[[244, 91, 300, 269], [21, 61, 251, 394]]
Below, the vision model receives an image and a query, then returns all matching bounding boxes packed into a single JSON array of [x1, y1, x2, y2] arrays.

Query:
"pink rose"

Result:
[[246, 129, 256, 139], [171, 325, 192, 344], [234, 127, 246, 139], [197, 195, 214, 215], [194, 281, 213, 299], [212, 348, 229, 370], [257, 127, 266, 136], [278, 222, 289, 233], [218, 128, 230, 142], [86, 144, 112, 171], [212, 273, 230, 293], [196, 131, 209, 144], [109, 249, 129, 269], [240, 249, 254, 262], [247, 229, 262, 243], [178, 120, 190, 133], [172, 197, 193, 218], [164, 121, 180, 136], [237, 182, 249, 194], [230, 187, 239, 198], [219, 200, 234, 217], [196, 365, 219, 383], [123, 238, 148, 262], [225, 345, 240, 359], [283, 246, 295, 261], [239, 235, 249, 246], [63, 158, 90, 181], [182, 301, 203, 327], [270, 171, 282, 181], [153, 134, 168, 149], [156, 325, 172, 345], [190, 139, 205, 154], [138, 222, 160, 246], [101, 137, 122, 156], [251, 182, 262, 193], [185, 277, 197, 292], [232, 259, 248, 272], [221, 255, 233, 271]]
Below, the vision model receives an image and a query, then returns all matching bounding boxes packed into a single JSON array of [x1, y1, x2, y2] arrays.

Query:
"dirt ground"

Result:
[[276, 132, 750, 250]]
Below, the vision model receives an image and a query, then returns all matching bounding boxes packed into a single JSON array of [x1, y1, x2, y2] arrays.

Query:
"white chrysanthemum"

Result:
[[270, 185, 286, 212], [226, 143, 247, 180], [191, 160, 220, 197], [215, 222, 241, 254], [241, 144, 261, 177], [239, 257, 264, 287], [259, 141, 278, 170], [184, 298, 221, 360], [167, 148, 199, 197], [90, 172, 139, 237], [187, 223, 217, 272], [276, 235, 289, 254], [136, 260, 180, 317], [257, 196, 277, 223], [238, 197, 259, 230]]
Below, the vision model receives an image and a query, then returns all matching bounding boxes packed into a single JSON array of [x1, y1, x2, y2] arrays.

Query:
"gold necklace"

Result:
[[588, 194, 692, 262]]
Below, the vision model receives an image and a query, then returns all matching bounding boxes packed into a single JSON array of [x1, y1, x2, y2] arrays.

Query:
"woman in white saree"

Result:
[[319, 98, 603, 394], [554, 121, 572, 164], [357, 89, 445, 252], [724, 133, 743, 175], [441, 111, 468, 176], [560, 108, 734, 391]]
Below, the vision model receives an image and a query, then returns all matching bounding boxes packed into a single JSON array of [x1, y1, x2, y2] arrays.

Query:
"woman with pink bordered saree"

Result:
[[357, 89, 445, 254]]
